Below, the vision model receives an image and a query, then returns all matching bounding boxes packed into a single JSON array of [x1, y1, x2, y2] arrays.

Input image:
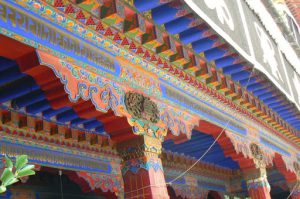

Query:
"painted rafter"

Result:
[[0, 0, 300, 166], [41, 0, 300, 144], [0, 108, 116, 156]]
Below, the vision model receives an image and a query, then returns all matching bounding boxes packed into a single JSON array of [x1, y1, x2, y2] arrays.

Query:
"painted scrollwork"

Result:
[[158, 104, 199, 139], [76, 171, 123, 195], [170, 184, 208, 199], [38, 50, 198, 139], [125, 92, 159, 123], [37, 50, 127, 117], [127, 118, 167, 140]]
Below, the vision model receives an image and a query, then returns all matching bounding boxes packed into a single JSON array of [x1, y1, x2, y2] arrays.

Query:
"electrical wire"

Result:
[[286, 181, 299, 199], [59, 170, 64, 199], [168, 120, 230, 185]]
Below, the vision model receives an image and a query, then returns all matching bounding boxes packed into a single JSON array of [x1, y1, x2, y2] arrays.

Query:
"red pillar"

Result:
[[245, 168, 271, 199], [117, 135, 169, 199], [288, 182, 300, 199], [290, 191, 300, 199], [247, 185, 271, 199]]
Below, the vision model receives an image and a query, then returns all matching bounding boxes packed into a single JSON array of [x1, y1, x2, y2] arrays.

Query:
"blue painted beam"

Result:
[[0, 57, 17, 72], [263, 97, 280, 105], [253, 88, 271, 96], [215, 56, 236, 68], [26, 100, 51, 115], [0, 77, 39, 103], [0, 67, 26, 85], [231, 71, 251, 82], [290, 119, 300, 124], [179, 28, 206, 44], [165, 16, 194, 34], [247, 83, 265, 92], [12, 90, 45, 109], [285, 117, 299, 125], [258, 92, 274, 100], [192, 38, 215, 53], [95, 126, 104, 132], [273, 105, 291, 112], [277, 108, 294, 115], [152, 3, 182, 25], [204, 48, 226, 61], [134, 0, 166, 12], [239, 77, 257, 87], [222, 64, 244, 75], [71, 118, 88, 126], [84, 120, 102, 129], [268, 102, 283, 109], [56, 110, 78, 123], [284, 115, 298, 121], [43, 107, 71, 119], [280, 112, 297, 118]]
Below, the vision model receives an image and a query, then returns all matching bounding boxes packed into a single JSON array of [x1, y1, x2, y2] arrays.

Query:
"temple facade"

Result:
[[0, 0, 300, 198]]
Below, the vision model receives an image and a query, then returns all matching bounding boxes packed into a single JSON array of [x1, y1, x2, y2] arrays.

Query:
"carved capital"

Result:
[[125, 92, 160, 124], [250, 143, 266, 169], [128, 118, 167, 141], [117, 135, 162, 159]]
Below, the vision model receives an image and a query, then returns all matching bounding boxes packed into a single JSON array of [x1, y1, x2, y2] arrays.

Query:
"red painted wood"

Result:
[[209, 191, 222, 199], [196, 120, 256, 170], [292, 194, 300, 199], [123, 169, 169, 199], [274, 153, 297, 182], [248, 186, 271, 199], [165, 132, 188, 144]]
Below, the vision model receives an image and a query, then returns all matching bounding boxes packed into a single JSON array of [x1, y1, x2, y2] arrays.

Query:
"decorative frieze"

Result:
[[75, 171, 123, 196]]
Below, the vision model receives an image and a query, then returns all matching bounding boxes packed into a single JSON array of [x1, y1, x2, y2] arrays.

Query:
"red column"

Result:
[[247, 185, 271, 199], [245, 168, 271, 199], [288, 182, 300, 199], [117, 135, 169, 199], [291, 193, 300, 199]]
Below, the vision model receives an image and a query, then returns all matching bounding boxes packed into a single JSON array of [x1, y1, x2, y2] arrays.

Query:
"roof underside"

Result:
[[163, 130, 239, 169], [131, 0, 300, 133], [0, 55, 107, 136]]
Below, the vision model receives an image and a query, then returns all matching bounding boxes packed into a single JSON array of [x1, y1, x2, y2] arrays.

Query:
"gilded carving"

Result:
[[125, 92, 159, 123], [128, 118, 167, 140], [250, 143, 266, 169], [250, 143, 263, 161]]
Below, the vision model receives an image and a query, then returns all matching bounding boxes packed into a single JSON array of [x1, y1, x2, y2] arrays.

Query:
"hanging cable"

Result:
[[59, 170, 64, 199], [124, 68, 255, 196], [168, 120, 230, 184], [286, 181, 299, 199]]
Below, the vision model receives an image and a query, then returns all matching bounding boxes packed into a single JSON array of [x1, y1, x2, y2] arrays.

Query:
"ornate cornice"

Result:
[[0, 108, 118, 157], [37, 50, 197, 138], [14, 0, 299, 144], [0, 0, 299, 164], [73, 171, 124, 197]]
